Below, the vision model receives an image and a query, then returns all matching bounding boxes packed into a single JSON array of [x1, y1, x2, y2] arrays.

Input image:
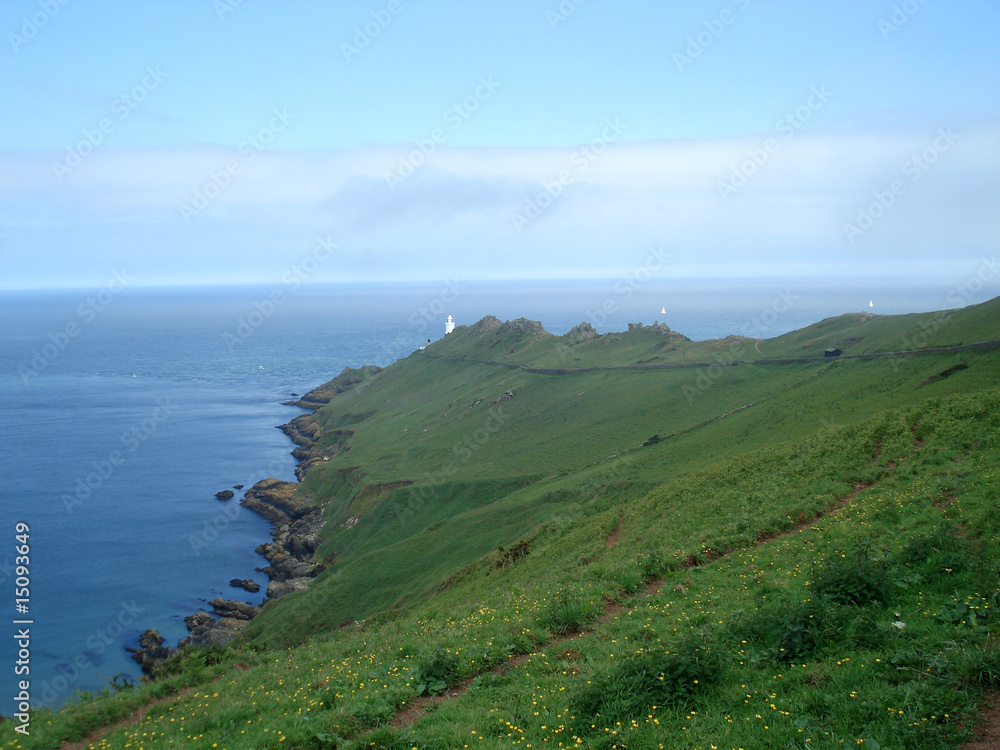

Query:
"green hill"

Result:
[[11, 295, 1000, 750]]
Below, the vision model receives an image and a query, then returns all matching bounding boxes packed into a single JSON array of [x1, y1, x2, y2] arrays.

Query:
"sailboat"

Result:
[[661, 306, 666, 314], [869, 300, 874, 308]]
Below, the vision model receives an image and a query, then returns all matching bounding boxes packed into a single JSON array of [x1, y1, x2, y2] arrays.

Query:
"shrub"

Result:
[[952, 648, 1000, 691], [411, 647, 459, 696], [536, 591, 597, 636], [573, 633, 724, 726], [639, 549, 671, 577], [734, 598, 826, 662], [609, 564, 646, 595], [898, 527, 971, 579], [833, 606, 889, 651], [495, 539, 531, 568], [812, 547, 890, 606]]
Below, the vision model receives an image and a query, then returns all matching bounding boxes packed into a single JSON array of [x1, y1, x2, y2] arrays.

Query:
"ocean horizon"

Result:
[[1, 275, 997, 707]]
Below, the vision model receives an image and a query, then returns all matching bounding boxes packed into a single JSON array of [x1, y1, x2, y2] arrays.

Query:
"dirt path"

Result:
[[605, 516, 624, 549], [962, 695, 1000, 749], [61, 687, 199, 750], [386, 456, 900, 733], [66, 423, 927, 745]]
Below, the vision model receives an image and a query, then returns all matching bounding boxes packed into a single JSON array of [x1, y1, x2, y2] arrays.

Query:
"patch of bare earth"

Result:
[[605, 516, 624, 549], [390, 597, 621, 729], [59, 663, 253, 750], [962, 695, 1000, 750], [388, 676, 475, 729], [61, 687, 198, 750]]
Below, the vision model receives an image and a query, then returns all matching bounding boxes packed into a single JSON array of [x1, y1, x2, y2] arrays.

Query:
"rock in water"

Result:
[[126, 629, 175, 674], [215, 490, 235, 501], [229, 578, 261, 593], [210, 596, 261, 621], [184, 612, 215, 631]]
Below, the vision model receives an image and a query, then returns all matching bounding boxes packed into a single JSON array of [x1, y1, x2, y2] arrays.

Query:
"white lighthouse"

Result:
[[445, 315, 455, 335]]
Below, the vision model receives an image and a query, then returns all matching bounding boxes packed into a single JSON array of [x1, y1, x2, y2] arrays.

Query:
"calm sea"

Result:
[[0, 276, 993, 707]]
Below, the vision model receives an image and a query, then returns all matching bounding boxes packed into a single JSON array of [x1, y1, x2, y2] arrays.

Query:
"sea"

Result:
[[0, 275, 995, 708]]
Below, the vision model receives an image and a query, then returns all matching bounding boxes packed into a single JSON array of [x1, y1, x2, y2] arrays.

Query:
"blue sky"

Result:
[[1, 0, 998, 289]]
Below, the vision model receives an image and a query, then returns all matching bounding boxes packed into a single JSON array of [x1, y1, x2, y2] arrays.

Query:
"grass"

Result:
[[7, 296, 1000, 749]]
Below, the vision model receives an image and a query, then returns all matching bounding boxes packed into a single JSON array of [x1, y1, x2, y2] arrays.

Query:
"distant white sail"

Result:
[[661, 306, 666, 314], [869, 300, 874, 307]]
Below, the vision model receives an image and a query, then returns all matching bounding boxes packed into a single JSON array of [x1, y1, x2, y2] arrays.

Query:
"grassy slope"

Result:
[[9, 296, 1000, 749], [19, 384, 1000, 749], [759, 294, 1000, 359], [241, 296, 1000, 648]]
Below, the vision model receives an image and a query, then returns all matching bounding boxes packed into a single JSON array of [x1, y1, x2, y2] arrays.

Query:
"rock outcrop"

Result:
[[470, 315, 503, 335], [489, 389, 516, 406], [503, 317, 552, 338], [240, 478, 314, 526], [279, 414, 321, 456], [627, 321, 691, 341], [229, 578, 261, 593], [266, 577, 312, 599], [126, 629, 175, 674], [135, 380, 338, 672], [564, 321, 600, 341], [255, 507, 326, 594], [283, 365, 383, 410], [276, 415, 353, 481], [210, 597, 261, 621], [178, 613, 247, 649]]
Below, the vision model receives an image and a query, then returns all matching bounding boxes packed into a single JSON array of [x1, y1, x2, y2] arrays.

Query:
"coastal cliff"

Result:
[[129, 305, 1000, 671]]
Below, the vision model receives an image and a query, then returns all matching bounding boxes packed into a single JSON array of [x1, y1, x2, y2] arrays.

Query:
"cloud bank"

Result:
[[2, 122, 997, 288]]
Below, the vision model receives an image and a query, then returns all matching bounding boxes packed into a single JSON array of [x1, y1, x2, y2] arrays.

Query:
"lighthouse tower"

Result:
[[445, 315, 455, 335]]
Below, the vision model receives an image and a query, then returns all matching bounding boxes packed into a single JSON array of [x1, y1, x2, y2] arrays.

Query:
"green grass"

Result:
[[13, 385, 1000, 749], [248, 345, 1000, 646], [7, 296, 1000, 750]]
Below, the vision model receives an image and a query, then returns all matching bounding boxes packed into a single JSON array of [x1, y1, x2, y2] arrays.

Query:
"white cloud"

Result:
[[1, 122, 997, 287]]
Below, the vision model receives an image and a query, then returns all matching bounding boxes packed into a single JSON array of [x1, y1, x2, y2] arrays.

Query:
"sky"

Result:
[[1, 0, 998, 289]]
